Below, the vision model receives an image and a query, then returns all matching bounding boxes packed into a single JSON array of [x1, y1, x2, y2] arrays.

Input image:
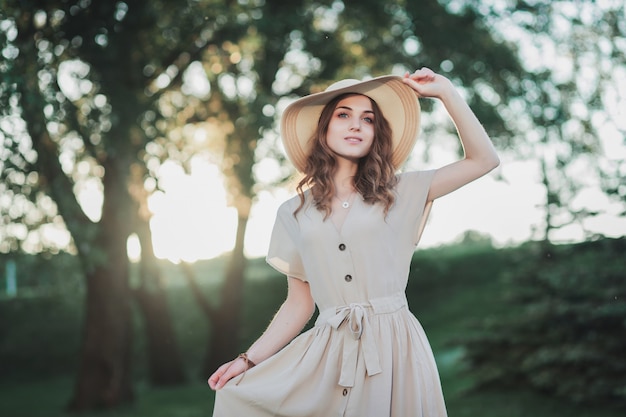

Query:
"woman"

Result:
[[208, 67, 499, 416]]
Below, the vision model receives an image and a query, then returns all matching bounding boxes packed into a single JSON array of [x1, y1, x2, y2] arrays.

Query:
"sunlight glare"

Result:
[[244, 187, 291, 258], [127, 233, 141, 263], [148, 158, 237, 263]]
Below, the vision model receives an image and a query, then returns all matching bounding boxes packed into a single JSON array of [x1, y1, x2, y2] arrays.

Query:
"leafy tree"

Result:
[[451, 1, 626, 407], [0, 0, 226, 409], [453, 1, 626, 406], [483, 0, 626, 244]]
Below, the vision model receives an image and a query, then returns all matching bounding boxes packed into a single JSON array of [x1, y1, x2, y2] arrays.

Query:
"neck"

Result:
[[333, 175, 355, 196], [333, 160, 357, 192], [335, 156, 358, 174]]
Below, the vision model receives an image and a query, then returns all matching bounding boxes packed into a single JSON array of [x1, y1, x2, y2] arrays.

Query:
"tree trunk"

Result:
[[203, 213, 249, 375], [67, 250, 134, 411], [134, 284, 187, 385], [133, 217, 187, 386], [538, 157, 558, 257], [14, 26, 135, 411], [66, 159, 137, 411]]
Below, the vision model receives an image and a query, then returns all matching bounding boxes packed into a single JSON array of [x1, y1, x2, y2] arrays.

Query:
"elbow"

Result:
[[488, 154, 500, 171], [483, 150, 500, 172], [473, 154, 499, 178], [302, 295, 316, 320]]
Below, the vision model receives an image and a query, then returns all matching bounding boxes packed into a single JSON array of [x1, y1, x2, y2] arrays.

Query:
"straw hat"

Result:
[[280, 75, 421, 173]]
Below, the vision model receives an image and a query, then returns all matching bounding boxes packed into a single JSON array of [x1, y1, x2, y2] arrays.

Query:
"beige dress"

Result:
[[212, 170, 447, 417]]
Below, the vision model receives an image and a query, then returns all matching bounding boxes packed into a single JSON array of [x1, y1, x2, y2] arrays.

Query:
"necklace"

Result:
[[335, 191, 355, 209]]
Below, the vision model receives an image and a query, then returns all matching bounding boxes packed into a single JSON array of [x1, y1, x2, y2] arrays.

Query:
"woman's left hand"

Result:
[[402, 67, 453, 99], [208, 356, 251, 390]]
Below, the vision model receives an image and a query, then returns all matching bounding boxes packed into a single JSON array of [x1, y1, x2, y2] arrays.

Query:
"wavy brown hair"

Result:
[[294, 93, 398, 218]]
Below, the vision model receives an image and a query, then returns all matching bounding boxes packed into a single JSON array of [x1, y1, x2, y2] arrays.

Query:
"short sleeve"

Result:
[[394, 170, 436, 246], [265, 200, 307, 281]]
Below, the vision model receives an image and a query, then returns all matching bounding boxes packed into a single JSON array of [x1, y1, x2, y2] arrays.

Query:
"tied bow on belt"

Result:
[[316, 293, 408, 388]]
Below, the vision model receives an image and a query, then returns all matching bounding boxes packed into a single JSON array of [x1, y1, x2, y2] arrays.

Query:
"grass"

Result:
[[1, 363, 623, 417], [0, 377, 212, 417], [1, 244, 624, 416]]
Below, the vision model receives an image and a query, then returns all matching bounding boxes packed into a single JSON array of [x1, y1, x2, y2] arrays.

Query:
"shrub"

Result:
[[460, 238, 626, 406]]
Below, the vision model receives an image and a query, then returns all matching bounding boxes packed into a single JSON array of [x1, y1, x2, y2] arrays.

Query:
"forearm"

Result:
[[245, 278, 315, 365], [439, 85, 499, 168], [246, 299, 314, 364], [403, 69, 500, 200], [208, 277, 314, 390]]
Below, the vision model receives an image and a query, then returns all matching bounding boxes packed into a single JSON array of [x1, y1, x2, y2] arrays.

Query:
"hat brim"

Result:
[[280, 75, 421, 173]]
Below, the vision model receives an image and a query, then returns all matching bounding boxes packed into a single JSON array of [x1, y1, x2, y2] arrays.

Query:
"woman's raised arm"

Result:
[[402, 68, 500, 201]]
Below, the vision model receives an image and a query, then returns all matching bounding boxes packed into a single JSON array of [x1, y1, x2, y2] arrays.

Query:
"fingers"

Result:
[[208, 359, 248, 390], [402, 67, 450, 99], [208, 361, 234, 390], [207, 374, 219, 390], [404, 67, 436, 83], [207, 368, 223, 390]]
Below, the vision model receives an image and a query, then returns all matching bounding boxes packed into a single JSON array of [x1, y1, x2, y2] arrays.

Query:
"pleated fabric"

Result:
[[212, 170, 447, 417]]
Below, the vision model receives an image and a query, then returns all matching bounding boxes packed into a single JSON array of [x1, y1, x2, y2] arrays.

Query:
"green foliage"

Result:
[[0, 291, 83, 380], [0, 252, 82, 292], [459, 238, 626, 406]]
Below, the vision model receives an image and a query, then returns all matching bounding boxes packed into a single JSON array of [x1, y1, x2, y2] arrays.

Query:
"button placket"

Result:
[[338, 385, 351, 415], [337, 242, 353, 283]]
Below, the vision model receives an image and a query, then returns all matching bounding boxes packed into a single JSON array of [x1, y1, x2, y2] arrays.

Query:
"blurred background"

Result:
[[0, 0, 624, 416]]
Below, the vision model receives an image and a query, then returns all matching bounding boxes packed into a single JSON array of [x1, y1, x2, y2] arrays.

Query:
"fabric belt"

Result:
[[315, 292, 408, 387]]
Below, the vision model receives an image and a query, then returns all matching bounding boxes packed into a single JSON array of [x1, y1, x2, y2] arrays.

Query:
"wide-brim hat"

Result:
[[280, 75, 421, 173]]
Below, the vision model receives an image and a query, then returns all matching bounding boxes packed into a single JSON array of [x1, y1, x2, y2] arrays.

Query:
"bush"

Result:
[[459, 238, 626, 406], [0, 292, 84, 380], [0, 252, 82, 294]]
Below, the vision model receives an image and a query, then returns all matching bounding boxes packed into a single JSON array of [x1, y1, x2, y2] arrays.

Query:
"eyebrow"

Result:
[[335, 105, 374, 114]]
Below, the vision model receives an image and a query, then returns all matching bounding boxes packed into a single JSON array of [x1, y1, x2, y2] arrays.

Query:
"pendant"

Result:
[[341, 201, 350, 209]]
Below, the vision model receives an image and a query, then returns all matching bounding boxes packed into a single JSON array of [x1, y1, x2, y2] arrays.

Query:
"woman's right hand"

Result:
[[208, 356, 251, 390]]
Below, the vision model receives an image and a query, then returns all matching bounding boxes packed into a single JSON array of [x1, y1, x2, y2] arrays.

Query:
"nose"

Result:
[[349, 117, 361, 131]]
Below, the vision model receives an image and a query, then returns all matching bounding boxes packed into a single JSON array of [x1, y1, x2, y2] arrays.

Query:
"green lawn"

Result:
[[0, 377, 212, 417], [1, 357, 621, 417]]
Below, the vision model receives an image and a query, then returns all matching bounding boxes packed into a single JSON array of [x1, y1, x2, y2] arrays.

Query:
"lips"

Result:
[[344, 136, 363, 143]]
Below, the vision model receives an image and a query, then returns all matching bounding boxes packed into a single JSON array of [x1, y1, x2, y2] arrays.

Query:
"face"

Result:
[[325, 94, 375, 165]]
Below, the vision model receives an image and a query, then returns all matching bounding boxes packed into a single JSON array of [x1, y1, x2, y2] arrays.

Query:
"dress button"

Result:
[[338, 243, 346, 251], [344, 274, 352, 282], [342, 388, 348, 396]]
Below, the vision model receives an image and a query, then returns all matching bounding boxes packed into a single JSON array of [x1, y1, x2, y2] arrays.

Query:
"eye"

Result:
[[336, 111, 349, 118], [363, 116, 374, 124]]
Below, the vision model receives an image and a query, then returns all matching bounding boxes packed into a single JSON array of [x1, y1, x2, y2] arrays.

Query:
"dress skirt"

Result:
[[212, 293, 447, 417]]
